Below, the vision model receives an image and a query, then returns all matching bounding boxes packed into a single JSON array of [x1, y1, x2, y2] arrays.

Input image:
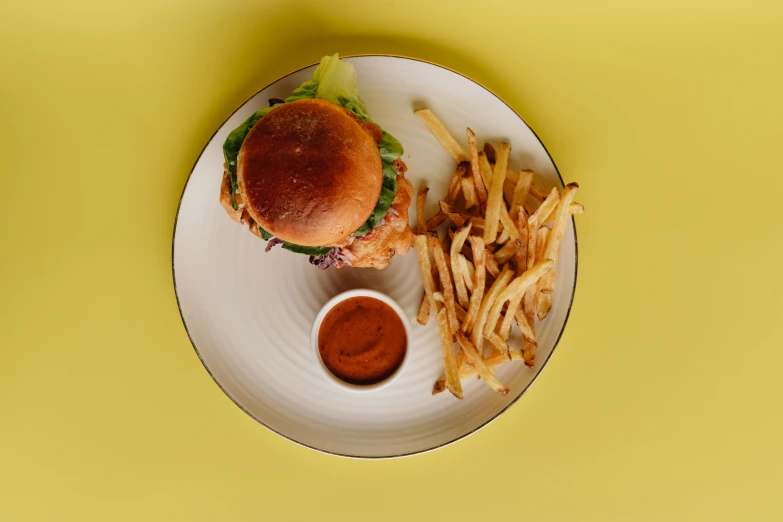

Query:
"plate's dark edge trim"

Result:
[[171, 54, 579, 460]]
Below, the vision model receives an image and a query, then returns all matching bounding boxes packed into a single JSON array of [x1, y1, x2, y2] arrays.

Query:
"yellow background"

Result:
[[2, 0, 782, 520]]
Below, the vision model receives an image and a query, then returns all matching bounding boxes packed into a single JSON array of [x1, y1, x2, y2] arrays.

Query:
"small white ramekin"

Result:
[[311, 289, 411, 392]]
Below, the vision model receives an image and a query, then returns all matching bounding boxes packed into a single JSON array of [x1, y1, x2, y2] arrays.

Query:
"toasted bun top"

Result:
[[237, 98, 383, 247]]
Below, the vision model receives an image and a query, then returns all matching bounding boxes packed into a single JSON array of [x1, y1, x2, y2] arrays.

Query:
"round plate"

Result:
[[173, 55, 577, 458]]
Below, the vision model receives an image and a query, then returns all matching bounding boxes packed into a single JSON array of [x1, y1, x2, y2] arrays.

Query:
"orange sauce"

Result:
[[318, 296, 407, 385]]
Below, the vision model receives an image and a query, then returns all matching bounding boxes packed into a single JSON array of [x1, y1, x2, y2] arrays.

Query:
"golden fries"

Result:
[[450, 224, 473, 309], [415, 109, 468, 162], [484, 248, 501, 278], [467, 128, 489, 204], [417, 292, 430, 325], [416, 186, 429, 234], [439, 201, 467, 227], [437, 308, 463, 399], [428, 234, 459, 333], [425, 211, 447, 230], [456, 332, 509, 395], [538, 183, 579, 319], [433, 351, 524, 394], [463, 235, 486, 333], [484, 260, 553, 339], [413, 109, 585, 398], [535, 226, 551, 319], [472, 267, 514, 352], [461, 177, 478, 209], [459, 255, 474, 293], [483, 142, 510, 243], [446, 162, 468, 204], [510, 170, 534, 220]]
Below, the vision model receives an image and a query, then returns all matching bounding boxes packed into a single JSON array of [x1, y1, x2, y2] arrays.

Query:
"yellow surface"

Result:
[[1, 0, 782, 520]]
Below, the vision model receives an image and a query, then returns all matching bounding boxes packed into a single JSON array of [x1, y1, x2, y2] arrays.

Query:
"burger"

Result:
[[219, 54, 414, 269]]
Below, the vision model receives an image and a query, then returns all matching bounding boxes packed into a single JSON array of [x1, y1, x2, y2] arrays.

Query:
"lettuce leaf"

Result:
[[257, 225, 330, 255], [223, 54, 404, 254]]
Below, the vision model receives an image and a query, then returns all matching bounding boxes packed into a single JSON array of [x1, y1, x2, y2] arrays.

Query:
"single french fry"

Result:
[[514, 307, 537, 345], [467, 128, 489, 204], [450, 224, 473, 309], [499, 291, 525, 340], [417, 292, 430, 325], [535, 226, 552, 319], [414, 235, 437, 307], [469, 217, 485, 230], [446, 162, 468, 204], [463, 235, 486, 333], [429, 234, 459, 333], [530, 183, 548, 202], [514, 208, 529, 275], [464, 258, 476, 288], [456, 332, 509, 395], [477, 151, 493, 190], [530, 186, 561, 226], [436, 307, 462, 399], [432, 350, 524, 394], [538, 183, 579, 319], [496, 227, 511, 245], [485, 248, 501, 278], [414, 109, 468, 162], [494, 241, 518, 265], [455, 302, 467, 322], [522, 286, 537, 368], [484, 260, 554, 339], [458, 254, 474, 293], [499, 203, 519, 239], [486, 332, 511, 359], [483, 142, 496, 163], [543, 201, 585, 223], [472, 267, 514, 353], [439, 201, 467, 227], [416, 186, 429, 234], [510, 170, 534, 220], [483, 143, 510, 244], [436, 292, 467, 321], [461, 177, 478, 209], [425, 210, 447, 230]]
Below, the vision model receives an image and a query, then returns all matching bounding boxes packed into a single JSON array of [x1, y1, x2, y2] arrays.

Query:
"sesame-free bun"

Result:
[[237, 98, 383, 247]]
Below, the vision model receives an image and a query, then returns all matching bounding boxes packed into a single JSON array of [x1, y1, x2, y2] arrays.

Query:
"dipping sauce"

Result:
[[318, 296, 407, 385]]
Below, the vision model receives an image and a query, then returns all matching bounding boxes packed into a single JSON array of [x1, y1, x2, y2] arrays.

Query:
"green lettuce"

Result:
[[222, 54, 404, 255]]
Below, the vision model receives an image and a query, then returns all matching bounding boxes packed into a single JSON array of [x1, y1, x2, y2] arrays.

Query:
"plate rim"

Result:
[[171, 54, 579, 459]]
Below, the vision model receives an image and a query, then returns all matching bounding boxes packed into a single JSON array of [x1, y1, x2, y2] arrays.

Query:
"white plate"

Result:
[[173, 55, 577, 458]]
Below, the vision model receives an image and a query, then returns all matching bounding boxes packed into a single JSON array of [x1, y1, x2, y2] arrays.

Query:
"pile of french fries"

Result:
[[413, 108, 583, 400]]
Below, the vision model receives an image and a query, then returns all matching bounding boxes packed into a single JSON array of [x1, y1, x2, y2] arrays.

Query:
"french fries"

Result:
[[414, 109, 468, 162], [446, 162, 468, 204], [483, 142, 510, 244], [463, 235, 486, 334], [414, 110, 585, 397], [484, 260, 553, 340], [467, 128, 489, 204], [437, 308, 463, 399], [450, 224, 473, 309], [456, 332, 509, 395], [417, 293, 430, 325], [416, 186, 429, 234], [433, 351, 524, 394], [472, 267, 514, 353], [461, 177, 478, 209], [428, 234, 459, 334], [535, 226, 551, 319], [538, 183, 579, 319], [510, 170, 534, 220]]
